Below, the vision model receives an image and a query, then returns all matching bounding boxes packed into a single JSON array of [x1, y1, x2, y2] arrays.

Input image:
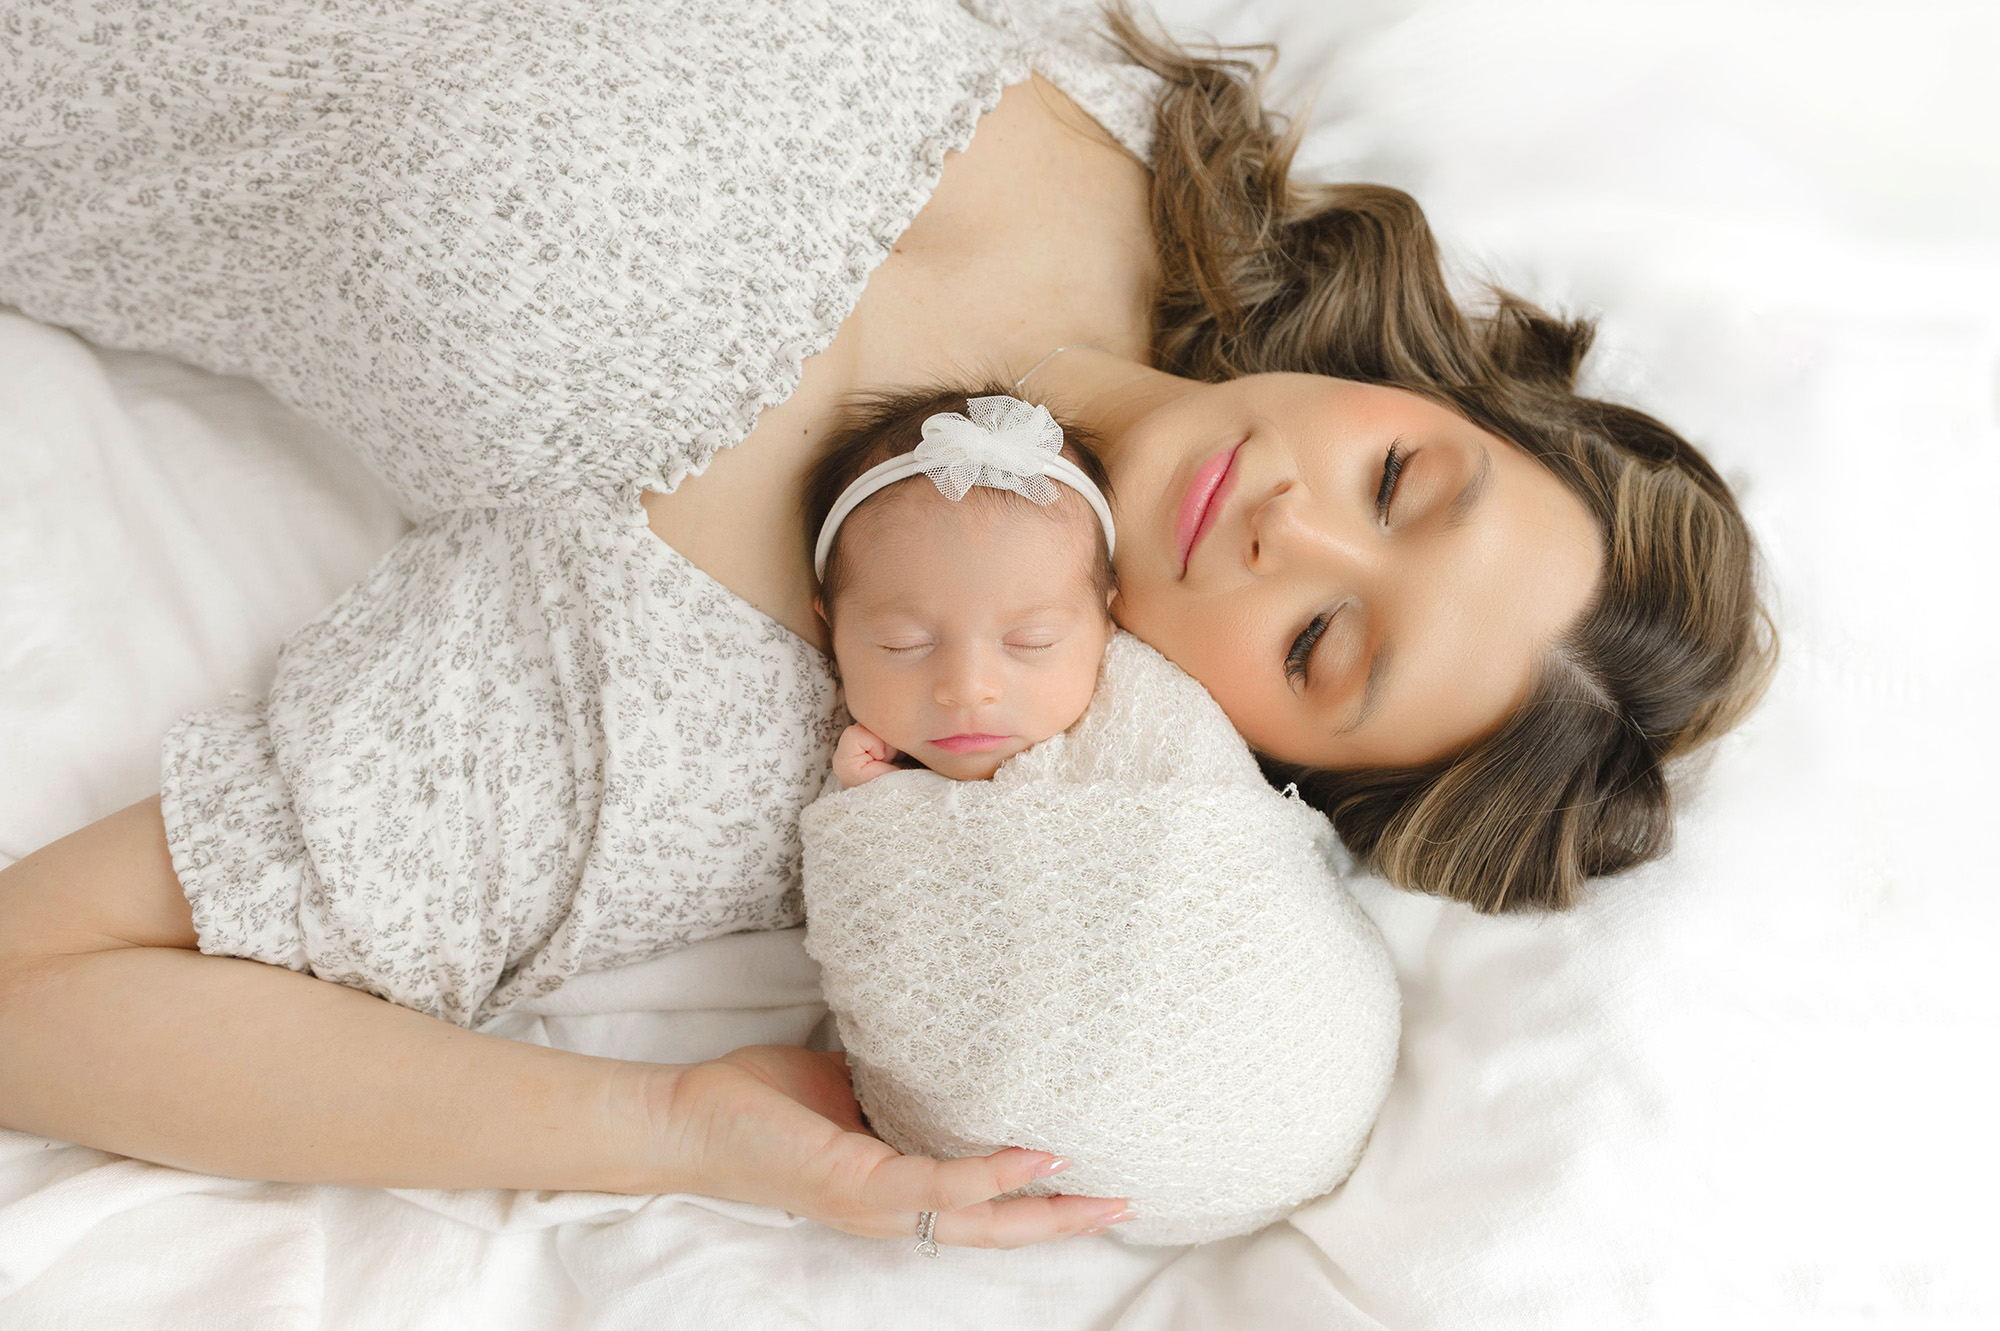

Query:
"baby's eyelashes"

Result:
[[874, 634, 1064, 655]]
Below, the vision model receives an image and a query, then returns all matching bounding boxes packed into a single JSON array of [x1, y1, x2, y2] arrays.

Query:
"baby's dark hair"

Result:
[[802, 383, 1116, 611]]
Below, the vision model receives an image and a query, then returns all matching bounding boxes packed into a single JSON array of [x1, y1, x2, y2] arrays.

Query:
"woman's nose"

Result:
[[1248, 486, 1375, 576]]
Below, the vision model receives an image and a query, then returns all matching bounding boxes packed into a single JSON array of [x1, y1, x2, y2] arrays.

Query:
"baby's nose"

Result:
[[934, 651, 1002, 709]]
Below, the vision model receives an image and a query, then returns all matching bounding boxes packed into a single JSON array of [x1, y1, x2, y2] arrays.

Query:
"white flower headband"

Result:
[[812, 395, 1117, 579]]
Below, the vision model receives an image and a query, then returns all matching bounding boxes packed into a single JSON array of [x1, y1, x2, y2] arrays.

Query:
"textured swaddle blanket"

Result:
[[800, 633, 1400, 1245]]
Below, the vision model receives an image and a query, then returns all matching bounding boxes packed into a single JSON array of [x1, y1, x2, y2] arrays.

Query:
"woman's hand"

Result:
[[648, 1045, 1135, 1248]]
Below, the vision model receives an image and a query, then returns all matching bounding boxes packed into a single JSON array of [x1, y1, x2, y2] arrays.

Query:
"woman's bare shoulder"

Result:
[[644, 76, 1156, 646]]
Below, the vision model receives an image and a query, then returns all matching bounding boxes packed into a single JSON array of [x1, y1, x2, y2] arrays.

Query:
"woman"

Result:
[[0, 0, 1770, 1252]]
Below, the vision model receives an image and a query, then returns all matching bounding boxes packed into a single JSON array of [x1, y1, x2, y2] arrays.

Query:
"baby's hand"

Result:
[[833, 723, 904, 788]]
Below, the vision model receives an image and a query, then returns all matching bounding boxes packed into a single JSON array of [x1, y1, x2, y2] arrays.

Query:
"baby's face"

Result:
[[826, 485, 1114, 781]]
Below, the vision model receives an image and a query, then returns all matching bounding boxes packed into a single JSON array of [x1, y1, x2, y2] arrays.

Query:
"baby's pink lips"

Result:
[[1176, 442, 1243, 576], [930, 733, 1009, 754]]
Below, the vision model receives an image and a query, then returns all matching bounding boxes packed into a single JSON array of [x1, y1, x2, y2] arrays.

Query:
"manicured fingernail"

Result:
[[1034, 1156, 1071, 1178], [1078, 1225, 1107, 1236], [1104, 1208, 1137, 1225]]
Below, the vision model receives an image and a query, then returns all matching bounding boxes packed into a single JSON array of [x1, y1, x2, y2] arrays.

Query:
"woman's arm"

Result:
[[0, 800, 1129, 1243], [0, 799, 663, 1191]]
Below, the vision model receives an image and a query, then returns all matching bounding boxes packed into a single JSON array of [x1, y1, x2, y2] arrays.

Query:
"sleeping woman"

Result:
[[0, 0, 1772, 1252]]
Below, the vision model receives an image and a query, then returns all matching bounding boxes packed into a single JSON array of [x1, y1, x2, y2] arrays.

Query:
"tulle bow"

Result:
[[913, 396, 1067, 504]]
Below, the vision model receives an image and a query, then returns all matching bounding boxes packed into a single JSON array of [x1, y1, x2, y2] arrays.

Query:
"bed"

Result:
[[2, 0, 1994, 1325]]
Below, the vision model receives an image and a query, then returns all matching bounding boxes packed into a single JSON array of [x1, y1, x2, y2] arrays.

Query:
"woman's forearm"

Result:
[[0, 944, 678, 1192], [0, 801, 679, 1193]]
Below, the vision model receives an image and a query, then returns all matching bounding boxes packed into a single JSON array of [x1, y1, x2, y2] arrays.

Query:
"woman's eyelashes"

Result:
[[1375, 440, 1408, 523], [1286, 606, 1334, 688]]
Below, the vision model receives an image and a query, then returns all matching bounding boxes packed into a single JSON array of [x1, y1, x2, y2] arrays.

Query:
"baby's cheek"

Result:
[[1038, 653, 1107, 739], [832, 665, 894, 742], [844, 691, 926, 762]]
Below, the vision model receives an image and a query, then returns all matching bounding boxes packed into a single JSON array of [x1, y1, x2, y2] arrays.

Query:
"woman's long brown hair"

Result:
[[1107, 4, 1777, 911]]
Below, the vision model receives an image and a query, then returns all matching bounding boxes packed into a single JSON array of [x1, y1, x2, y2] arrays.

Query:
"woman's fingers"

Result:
[[847, 1145, 1132, 1248], [930, 1192, 1136, 1250], [854, 1143, 1058, 1215], [670, 1050, 1130, 1249]]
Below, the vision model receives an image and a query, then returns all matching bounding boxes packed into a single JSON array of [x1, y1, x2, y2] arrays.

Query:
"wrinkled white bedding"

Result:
[[2, 0, 1995, 1326]]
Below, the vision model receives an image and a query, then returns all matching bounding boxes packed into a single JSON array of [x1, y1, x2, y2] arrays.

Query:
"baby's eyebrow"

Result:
[[1003, 601, 1094, 624]]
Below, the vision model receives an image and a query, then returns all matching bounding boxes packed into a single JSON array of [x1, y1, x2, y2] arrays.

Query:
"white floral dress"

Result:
[[0, 0, 1159, 1027]]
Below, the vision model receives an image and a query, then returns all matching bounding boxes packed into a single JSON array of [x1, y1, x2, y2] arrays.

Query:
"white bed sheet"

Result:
[[3, 0, 1996, 1326]]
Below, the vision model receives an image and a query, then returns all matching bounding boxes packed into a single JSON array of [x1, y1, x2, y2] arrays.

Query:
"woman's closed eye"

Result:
[[1375, 439, 1408, 523], [1286, 605, 1336, 689], [1286, 441, 1410, 689]]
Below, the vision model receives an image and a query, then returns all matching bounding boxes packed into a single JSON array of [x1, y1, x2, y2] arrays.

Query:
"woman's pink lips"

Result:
[[931, 734, 1009, 754], [1176, 442, 1243, 575]]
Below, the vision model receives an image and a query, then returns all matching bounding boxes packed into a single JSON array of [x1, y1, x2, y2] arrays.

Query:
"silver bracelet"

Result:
[[913, 1209, 940, 1258]]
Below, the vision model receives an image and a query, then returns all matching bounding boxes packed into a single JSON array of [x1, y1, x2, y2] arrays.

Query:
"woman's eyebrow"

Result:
[[1442, 445, 1494, 531]]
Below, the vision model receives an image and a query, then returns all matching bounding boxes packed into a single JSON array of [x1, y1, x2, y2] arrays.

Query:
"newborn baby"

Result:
[[799, 386, 1400, 1246]]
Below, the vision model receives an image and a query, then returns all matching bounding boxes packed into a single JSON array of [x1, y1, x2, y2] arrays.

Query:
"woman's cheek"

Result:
[[1185, 627, 1288, 751]]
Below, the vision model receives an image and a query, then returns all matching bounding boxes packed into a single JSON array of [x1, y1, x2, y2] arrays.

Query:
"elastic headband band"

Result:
[[812, 397, 1117, 580]]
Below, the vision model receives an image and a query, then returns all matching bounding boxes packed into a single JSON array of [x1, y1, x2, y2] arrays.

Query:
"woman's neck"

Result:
[[1018, 346, 1198, 472]]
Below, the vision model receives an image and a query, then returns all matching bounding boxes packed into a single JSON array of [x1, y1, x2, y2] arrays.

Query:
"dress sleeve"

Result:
[[959, 0, 1164, 164], [161, 497, 840, 1029], [160, 697, 316, 976]]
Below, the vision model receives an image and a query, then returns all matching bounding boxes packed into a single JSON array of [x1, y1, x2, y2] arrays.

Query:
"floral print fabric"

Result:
[[2, 0, 1159, 1026]]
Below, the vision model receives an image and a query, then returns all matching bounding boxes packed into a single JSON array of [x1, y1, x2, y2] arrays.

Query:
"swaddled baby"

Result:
[[799, 386, 1400, 1246]]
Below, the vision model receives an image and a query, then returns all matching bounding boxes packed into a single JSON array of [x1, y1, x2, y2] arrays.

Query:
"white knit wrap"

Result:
[[800, 633, 1401, 1246]]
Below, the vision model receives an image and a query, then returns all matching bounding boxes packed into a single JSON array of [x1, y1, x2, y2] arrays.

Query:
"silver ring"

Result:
[[914, 1210, 940, 1257]]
